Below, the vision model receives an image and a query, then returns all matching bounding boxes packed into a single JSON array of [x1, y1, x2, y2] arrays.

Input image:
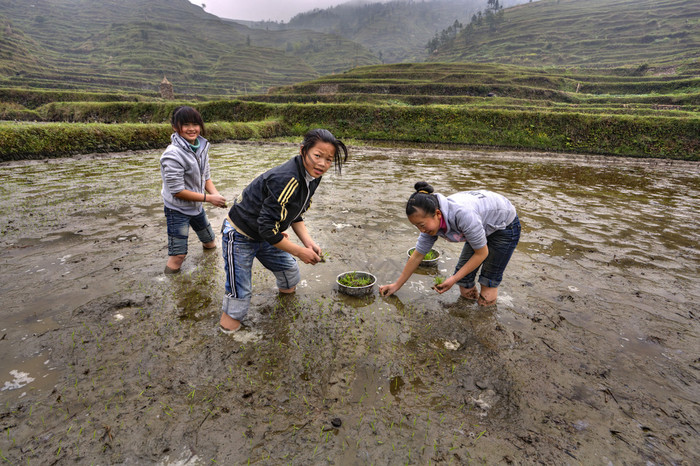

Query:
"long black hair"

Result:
[[406, 181, 439, 216], [171, 106, 206, 136], [300, 129, 348, 174]]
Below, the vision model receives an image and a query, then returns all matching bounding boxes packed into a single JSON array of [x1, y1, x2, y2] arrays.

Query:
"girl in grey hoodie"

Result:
[[160, 106, 227, 274]]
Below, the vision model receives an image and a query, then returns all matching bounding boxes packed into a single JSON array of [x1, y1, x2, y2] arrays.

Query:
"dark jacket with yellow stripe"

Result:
[[228, 155, 321, 245]]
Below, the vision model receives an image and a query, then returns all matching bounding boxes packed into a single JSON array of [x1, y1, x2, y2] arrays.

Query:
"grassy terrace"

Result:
[[435, 0, 700, 67], [1, 62, 698, 161]]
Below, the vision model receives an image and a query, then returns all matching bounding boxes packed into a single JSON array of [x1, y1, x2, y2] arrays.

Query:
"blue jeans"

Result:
[[164, 207, 215, 256], [221, 219, 300, 321], [455, 216, 521, 289]]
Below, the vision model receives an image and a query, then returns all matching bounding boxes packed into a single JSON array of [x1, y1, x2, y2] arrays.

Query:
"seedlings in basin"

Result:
[[336, 271, 376, 296], [407, 248, 440, 266], [337, 272, 372, 287]]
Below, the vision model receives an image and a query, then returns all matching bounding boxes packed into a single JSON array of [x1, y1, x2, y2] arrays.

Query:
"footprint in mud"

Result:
[[223, 329, 263, 344]]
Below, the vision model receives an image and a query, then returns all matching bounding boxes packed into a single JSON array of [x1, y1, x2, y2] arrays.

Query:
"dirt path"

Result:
[[0, 143, 698, 464]]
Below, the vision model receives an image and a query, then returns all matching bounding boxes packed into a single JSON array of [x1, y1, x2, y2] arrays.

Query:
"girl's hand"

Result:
[[305, 241, 321, 256], [433, 277, 456, 294], [297, 246, 321, 265], [206, 193, 228, 208], [379, 283, 401, 297]]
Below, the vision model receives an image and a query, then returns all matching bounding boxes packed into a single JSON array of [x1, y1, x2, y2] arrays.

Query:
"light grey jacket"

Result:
[[415, 190, 516, 254], [160, 133, 211, 216]]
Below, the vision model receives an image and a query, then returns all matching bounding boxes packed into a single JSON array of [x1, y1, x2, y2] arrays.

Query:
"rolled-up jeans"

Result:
[[221, 219, 300, 321], [455, 215, 521, 289]]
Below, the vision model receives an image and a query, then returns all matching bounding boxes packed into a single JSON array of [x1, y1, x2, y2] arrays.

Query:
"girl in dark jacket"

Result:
[[220, 129, 348, 333]]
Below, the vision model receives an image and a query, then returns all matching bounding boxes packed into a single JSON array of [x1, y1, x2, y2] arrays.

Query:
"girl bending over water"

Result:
[[380, 181, 520, 306]]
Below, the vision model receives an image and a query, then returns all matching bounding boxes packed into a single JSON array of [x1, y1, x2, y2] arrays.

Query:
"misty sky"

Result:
[[189, 0, 354, 22]]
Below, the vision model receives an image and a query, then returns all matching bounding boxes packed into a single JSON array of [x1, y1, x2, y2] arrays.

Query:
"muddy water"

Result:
[[0, 143, 698, 464]]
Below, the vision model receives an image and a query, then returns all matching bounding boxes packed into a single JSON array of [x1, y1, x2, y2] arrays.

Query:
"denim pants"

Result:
[[164, 207, 215, 256], [221, 219, 300, 321], [455, 216, 521, 289]]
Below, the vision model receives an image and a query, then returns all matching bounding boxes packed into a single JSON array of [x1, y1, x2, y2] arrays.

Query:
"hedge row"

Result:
[[11, 95, 698, 127], [278, 104, 700, 160], [19, 100, 278, 124], [0, 120, 285, 161], [0, 88, 156, 109], [2, 103, 698, 160]]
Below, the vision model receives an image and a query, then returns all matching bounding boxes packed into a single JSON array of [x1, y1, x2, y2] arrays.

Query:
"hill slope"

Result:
[[0, 0, 379, 94], [433, 0, 700, 67], [249, 0, 530, 64]]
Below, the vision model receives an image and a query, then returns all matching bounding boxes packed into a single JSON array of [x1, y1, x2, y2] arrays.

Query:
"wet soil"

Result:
[[0, 142, 698, 464]]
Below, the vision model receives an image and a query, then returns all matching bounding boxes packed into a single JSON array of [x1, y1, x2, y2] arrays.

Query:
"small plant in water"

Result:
[[433, 276, 445, 286], [319, 252, 330, 263], [338, 272, 373, 287]]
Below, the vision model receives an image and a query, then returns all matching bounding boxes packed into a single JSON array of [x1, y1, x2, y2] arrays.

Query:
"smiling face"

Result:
[[301, 141, 335, 178], [408, 208, 442, 236], [175, 122, 201, 144]]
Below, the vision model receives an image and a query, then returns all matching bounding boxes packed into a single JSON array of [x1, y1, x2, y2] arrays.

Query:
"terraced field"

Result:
[[2, 61, 698, 161], [434, 0, 700, 67]]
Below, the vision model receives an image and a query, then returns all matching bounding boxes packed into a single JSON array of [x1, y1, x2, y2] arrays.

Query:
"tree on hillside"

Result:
[[485, 0, 504, 31], [426, 19, 463, 54]]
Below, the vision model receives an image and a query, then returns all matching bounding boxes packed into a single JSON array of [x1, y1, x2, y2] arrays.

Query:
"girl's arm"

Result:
[[434, 245, 488, 294], [379, 250, 425, 297], [272, 233, 320, 265], [291, 221, 321, 255], [204, 179, 227, 208], [173, 179, 227, 208]]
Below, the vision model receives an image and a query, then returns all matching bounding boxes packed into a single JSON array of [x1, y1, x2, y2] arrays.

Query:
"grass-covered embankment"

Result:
[[2, 101, 698, 161], [0, 120, 284, 161], [279, 103, 700, 159], [3, 62, 699, 161]]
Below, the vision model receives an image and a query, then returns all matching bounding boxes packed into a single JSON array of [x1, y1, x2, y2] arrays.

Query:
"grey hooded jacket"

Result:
[[415, 190, 516, 254], [160, 133, 211, 216]]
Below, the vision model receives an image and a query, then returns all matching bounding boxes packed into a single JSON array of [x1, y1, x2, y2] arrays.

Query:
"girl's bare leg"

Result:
[[460, 286, 478, 300]]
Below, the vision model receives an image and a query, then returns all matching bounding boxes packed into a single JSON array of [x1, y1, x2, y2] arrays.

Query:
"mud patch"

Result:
[[0, 142, 698, 464]]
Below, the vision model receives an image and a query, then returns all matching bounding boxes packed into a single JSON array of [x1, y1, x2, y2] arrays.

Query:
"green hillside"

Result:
[[0, 0, 379, 94], [433, 0, 700, 67], [281, 0, 528, 64]]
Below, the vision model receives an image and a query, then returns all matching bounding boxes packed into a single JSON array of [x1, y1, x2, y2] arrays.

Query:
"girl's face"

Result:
[[301, 141, 335, 178], [176, 123, 201, 144], [408, 208, 442, 236]]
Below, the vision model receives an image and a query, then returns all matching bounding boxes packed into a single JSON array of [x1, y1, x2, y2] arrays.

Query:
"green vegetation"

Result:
[[0, 0, 379, 94], [0, 120, 284, 161], [1, 1, 698, 161], [284, 0, 498, 64], [434, 0, 700, 67], [433, 276, 446, 286], [424, 250, 439, 261], [409, 248, 440, 261], [337, 272, 375, 288]]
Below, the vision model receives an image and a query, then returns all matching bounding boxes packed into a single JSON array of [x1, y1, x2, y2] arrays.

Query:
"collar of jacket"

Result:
[[171, 133, 206, 154]]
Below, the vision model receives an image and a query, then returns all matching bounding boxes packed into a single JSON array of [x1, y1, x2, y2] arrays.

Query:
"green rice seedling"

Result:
[[408, 248, 439, 260], [337, 272, 373, 287]]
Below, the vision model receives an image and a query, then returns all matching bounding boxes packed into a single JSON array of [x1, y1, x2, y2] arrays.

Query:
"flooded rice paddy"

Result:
[[0, 142, 698, 464]]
